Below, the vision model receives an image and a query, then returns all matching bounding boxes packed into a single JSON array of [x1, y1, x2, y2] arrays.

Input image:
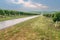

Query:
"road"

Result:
[[0, 15, 39, 30]]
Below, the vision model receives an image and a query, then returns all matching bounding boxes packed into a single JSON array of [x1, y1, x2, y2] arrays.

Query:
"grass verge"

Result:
[[0, 15, 29, 22]]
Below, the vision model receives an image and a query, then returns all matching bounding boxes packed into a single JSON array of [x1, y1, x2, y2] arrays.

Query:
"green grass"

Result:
[[0, 16, 60, 40], [0, 15, 29, 22]]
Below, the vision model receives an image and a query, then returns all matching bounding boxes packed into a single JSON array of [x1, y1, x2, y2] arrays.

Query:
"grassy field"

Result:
[[0, 16, 60, 40]]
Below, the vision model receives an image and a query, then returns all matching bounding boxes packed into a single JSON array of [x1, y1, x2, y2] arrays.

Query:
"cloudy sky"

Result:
[[0, 0, 60, 11]]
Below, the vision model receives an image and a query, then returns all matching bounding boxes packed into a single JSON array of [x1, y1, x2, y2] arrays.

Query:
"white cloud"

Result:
[[24, 2, 48, 9], [24, 2, 37, 8], [8, 0, 24, 4], [34, 3, 48, 9], [6, 0, 48, 9]]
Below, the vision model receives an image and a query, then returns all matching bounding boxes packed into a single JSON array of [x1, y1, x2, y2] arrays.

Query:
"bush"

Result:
[[43, 12, 60, 22], [52, 12, 60, 22], [43, 14, 52, 17]]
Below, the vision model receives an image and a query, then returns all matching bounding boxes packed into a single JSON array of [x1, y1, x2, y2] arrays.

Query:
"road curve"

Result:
[[0, 15, 39, 30]]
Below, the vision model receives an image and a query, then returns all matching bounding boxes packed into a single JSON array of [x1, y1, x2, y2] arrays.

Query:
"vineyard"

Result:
[[0, 9, 38, 21], [0, 9, 38, 16], [43, 11, 60, 22]]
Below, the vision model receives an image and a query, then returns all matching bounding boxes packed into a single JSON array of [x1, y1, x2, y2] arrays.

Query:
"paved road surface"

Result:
[[0, 15, 39, 30]]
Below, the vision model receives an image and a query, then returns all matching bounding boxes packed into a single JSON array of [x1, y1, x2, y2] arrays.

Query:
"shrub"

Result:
[[52, 12, 60, 22]]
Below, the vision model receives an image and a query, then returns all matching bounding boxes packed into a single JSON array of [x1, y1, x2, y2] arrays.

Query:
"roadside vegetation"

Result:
[[0, 9, 38, 21], [0, 14, 60, 40], [43, 11, 60, 28]]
